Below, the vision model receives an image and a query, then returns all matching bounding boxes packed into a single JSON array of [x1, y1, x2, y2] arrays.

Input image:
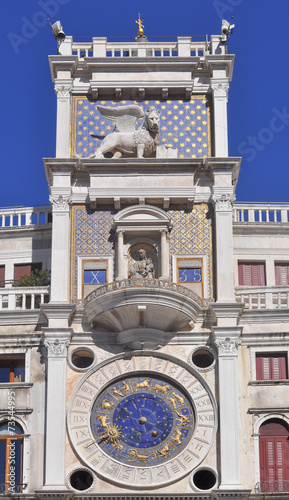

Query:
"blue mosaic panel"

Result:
[[71, 97, 210, 159], [71, 207, 115, 300], [169, 206, 213, 300], [178, 268, 202, 283]]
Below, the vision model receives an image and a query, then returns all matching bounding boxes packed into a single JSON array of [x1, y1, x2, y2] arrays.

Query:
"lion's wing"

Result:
[[97, 105, 144, 133]]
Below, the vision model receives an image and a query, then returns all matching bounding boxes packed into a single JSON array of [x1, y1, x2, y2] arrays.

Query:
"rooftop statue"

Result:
[[136, 13, 144, 37], [92, 104, 161, 159]]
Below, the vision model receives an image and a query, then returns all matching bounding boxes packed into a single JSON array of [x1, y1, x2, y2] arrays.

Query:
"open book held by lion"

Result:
[[89, 104, 176, 159]]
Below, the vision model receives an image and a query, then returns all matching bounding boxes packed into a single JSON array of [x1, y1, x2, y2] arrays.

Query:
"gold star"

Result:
[[78, 121, 82, 125], [202, 121, 207, 125], [79, 100, 83, 105]]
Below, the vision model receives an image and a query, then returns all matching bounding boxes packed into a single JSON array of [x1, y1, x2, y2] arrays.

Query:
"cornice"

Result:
[[239, 308, 289, 324]]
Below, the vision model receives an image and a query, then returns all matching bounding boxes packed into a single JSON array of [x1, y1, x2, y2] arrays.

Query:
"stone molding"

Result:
[[212, 194, 236, 212]]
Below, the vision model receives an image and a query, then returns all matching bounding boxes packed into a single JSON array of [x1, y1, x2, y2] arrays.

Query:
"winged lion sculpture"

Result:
[[91, 104, 161, 158]]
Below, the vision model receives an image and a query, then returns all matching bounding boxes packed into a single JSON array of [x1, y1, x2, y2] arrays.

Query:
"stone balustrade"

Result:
[[0, 206, 51, 230], [235, 285, 289, 310], [62, 36, 216, 59], [234, 203, 289, 224], [0, 286, 49, 310]]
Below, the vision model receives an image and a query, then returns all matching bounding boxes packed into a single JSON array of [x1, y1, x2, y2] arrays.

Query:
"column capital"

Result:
[[49, 194, 72, 213], [44, 338, 70, 358], [215, 336, 241, 356], [212, 193, 235, 212], [54, 82, 73, 98], [211, 79, 230, 99]]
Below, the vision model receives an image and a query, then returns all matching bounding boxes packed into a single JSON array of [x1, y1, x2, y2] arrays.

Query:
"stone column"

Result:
[[213, 194, 235, 302], [211, 80, 229, 157], [43, 330, 72, 488], [116, 230, 124, 279], [214, 328, 241, 488], [160, 229, 169, 280], [49, 195, 71, 302], [54, 81, 72, 158]]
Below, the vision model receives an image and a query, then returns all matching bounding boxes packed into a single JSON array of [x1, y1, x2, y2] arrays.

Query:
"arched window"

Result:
[[259, 419, 289, 492], [0, 421, 23, 493]]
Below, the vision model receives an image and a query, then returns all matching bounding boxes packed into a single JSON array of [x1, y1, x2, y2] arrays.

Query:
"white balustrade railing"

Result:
[[68, 36, 213, 60], [234, 203, 289, 224], [0, 286, 50, 311], [235, 285, 289, 310], [0, 206, 51, 230]]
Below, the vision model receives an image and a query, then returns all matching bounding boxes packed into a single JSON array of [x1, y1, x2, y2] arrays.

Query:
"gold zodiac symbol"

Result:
[[167, 397, 177, 409], [122, 381, 130, 394], [175, 410, 190, 426], [101, 400, 114, 410], [96, 414, 108, 428], [112, 387, 124, 397], [100, 424, 122, 444], [134, 379, 150, 390], [157, 440, 171, 458], [172, 392, 184, 406], [153, 384, 170, 394], [128, 449, 153, 463], [172, 428, 183, 445]]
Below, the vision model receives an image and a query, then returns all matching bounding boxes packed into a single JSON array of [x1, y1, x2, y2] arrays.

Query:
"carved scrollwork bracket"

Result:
[[215, 337, 240, 356]]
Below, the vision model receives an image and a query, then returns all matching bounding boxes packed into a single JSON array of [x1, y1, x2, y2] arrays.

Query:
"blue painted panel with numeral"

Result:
[[178, 268, 202, 283], [84, 269, 106, 284]]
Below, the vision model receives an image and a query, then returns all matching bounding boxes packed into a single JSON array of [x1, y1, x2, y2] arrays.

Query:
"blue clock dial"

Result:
[[90, 374, 194, 466]]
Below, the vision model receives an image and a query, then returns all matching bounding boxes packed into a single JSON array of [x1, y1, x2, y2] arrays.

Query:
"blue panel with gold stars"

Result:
[[71, 97, 211, 159], [90, 374, 194, 466]]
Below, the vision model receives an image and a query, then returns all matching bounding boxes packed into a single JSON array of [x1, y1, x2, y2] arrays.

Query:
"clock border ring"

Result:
[[67, 351, 218, 489]]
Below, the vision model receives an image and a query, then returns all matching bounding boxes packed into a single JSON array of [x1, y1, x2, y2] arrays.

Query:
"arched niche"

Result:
[[113, 205, 172, 280]]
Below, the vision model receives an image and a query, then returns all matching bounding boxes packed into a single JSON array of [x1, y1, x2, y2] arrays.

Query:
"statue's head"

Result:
[[139, 248, 146, 259], [145, 107, 160, 133]]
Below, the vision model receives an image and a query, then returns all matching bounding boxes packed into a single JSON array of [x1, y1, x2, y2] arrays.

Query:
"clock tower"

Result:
[[42, 21, 248, 499]]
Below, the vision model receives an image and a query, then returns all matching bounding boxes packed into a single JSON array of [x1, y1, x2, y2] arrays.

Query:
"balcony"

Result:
[[0, 205, 51, 231], [0, 286, 49, 311], [235, 286, 289, 310], [234, 203, 289, 224], [255, 480, 289, 493]]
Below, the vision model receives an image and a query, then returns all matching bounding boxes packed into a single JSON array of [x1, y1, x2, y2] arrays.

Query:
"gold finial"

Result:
[[136, 13, 144, 37]]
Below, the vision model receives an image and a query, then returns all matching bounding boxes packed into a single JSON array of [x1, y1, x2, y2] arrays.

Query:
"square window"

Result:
[[0, 355, 25, 383], [256, 353, 288, 380]]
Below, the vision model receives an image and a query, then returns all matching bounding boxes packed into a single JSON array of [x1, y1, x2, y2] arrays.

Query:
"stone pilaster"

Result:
[[212, 194, 236, 302], [54, 80, 73, 158], [43, 330, 72, 488], [49, 195, 72, 302], [211, 79, 230, 157], [214, 327, 242, 489]]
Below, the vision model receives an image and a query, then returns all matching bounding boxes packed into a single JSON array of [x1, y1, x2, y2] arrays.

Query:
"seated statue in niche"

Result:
[[128, 248, 155, 279]]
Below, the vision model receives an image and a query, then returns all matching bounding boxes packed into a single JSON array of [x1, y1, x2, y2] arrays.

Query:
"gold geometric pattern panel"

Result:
[[168, 205, 213, 300]]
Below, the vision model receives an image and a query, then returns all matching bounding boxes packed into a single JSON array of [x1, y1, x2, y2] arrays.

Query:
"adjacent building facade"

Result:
[[0, 27, 289, 500]]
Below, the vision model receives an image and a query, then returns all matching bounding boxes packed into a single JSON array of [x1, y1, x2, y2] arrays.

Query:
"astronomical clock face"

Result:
[[68, 352, 217, 488]]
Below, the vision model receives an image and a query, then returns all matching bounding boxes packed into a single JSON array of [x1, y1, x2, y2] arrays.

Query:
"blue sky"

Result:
[[1, 0, 289, 206]]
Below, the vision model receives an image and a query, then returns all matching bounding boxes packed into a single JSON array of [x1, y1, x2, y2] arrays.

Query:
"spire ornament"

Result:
[[136, 13, 144, 37]]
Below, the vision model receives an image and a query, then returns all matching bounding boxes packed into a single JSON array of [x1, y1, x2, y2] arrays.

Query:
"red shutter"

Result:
[[238, 262, 265, 286], [14, 263, 42, 282], [275, 263, 289, 285], [0, 266, 5, 287], [256, 354, 288, 380]]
